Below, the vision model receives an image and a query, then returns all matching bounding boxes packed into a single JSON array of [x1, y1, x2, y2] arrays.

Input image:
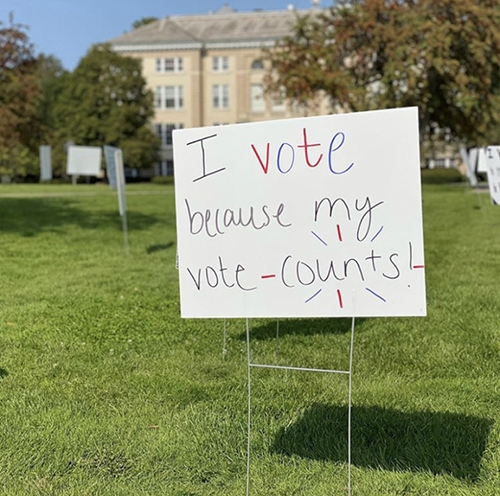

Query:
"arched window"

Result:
[[251, 59, 264, 70]]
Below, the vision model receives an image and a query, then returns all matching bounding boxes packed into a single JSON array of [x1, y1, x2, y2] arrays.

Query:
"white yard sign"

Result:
[[114, 149, 126, 216], [67, 146, 102, 176], [103, 145, 118, 189], [477, 147, 488, 174], [460, 146, 478, 187], [39, 145, 52, 181], [486, 146, 500, 205], [174, 107, 426, 318]]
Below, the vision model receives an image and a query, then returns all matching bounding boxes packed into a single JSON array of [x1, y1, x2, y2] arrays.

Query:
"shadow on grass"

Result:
[[0, 368, 8, 378], [146, 242, 174, 254], [272, 403, 492, 481], [239, 318, 367, 341], [0, 198, 161, 236]]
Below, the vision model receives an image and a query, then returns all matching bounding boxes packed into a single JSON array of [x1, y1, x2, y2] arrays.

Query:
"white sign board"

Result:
[[39, 145, 52, 181], [486, 146, 500, 205], [103, 145, 118, 189], [477, 147, 488, 174], [67, 146, 101, 176], [114, 149, 127, 216], [174, 107, 426, 318], [460, 146, 478, 187]]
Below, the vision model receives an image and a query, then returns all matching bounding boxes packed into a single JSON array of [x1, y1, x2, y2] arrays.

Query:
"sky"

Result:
[[3, 1, 332, 71]]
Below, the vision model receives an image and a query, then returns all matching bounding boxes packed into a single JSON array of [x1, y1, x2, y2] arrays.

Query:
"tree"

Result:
[[0, 14, 43, 177], [132, 17, 158, 30], [54, 43, 160, 170], [265, 0, 500, 147], [32, 54, 69, 177], [35, 53, 66, 131]]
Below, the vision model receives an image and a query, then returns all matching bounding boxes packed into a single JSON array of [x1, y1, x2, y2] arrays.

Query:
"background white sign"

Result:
[[39, 145, 52, 181], [460, 146, 478, 187], [486, 146, 500, 205], [114, 149, 127, 216], [103, 145, 118, 189], [476, 147, 488, 174], [67, 146, 101, 176], [174, 107, 426, 318]]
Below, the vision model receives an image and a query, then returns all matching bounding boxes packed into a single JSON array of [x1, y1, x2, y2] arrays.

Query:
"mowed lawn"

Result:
[[0, 182, 499, 495]]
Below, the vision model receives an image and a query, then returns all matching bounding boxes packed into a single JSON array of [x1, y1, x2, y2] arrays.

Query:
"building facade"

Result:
[[110, 5, 329, 176]]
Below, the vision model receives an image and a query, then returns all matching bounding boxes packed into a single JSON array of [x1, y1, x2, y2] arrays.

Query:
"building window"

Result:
[[155, 123, 184, 146], [155, 86, 184, 109], [155, 86, 162, 108], [155, 123, 164, 144], [212, 84, 229, 109], [156, 159, 174, 176], [156, 57, 183, 73], [250, 84, 265, 112], [165, 123, 184, 145], [271, 87, 286, 112], [165, 85, 184, 109], [212, 55, 229, 72], [251, 59, 264, 70]]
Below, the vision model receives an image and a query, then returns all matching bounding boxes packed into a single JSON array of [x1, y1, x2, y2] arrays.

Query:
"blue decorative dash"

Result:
[[370, 226, 384, 242], [311, 231, 328, 246], [305, 289, 322, 303], [365, 287, 386, 302]]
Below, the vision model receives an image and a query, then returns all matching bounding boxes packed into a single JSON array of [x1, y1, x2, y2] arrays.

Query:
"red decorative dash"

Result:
[[336, 224, 343, 242], [261, 274, 276, 279], [337, 289, 344, 308], [413, 265, 425, 269]]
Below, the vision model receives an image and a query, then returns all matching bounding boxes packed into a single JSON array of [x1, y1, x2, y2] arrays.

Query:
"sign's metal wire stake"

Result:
[[245, 316, 356, 495], [246, 317, 252, 496], [348, 316, 356, 496]]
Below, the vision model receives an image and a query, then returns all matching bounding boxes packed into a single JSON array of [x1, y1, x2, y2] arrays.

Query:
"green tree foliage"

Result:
[[132, 17, 158, 30], [0, 15, 42, 177], [33, 54, 68, 177], [54, 43, 159, 169], [35, 53, 66, 131], [265, 0, 500, 146]]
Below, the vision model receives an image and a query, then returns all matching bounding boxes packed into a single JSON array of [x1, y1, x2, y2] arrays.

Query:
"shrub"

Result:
[[151, 175, 174, 185], [420, 167, 465, 184]]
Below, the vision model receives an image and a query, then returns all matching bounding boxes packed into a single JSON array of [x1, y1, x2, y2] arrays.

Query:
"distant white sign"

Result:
[[486, 146, 500, 205], [103, 145, 118, 189], [67, 146, 101, 176], [114, 149, 126, 216], [468, 147, 479, 178], [174, 107, 426, 319], [460, 146, 478, 187], [39, 145, 52, 181], [477, 147, 488, 174]]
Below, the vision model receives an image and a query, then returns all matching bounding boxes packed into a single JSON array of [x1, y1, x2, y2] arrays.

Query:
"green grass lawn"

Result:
[[0, 182, 499, 495]]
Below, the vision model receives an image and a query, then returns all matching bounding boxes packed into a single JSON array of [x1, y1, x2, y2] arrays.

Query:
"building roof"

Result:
[[110, 6, 314, 52]]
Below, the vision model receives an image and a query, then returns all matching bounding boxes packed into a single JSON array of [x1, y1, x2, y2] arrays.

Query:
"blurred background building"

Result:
[[110, 4, 329, 177]]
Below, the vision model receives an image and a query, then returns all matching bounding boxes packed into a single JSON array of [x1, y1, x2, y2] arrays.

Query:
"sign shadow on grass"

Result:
[[0, 198, 161, 237], [238, 317, 367, 341], [146, 242, 174, 254], [0, 368, 8, 378], [272, 403, 492, 482]]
